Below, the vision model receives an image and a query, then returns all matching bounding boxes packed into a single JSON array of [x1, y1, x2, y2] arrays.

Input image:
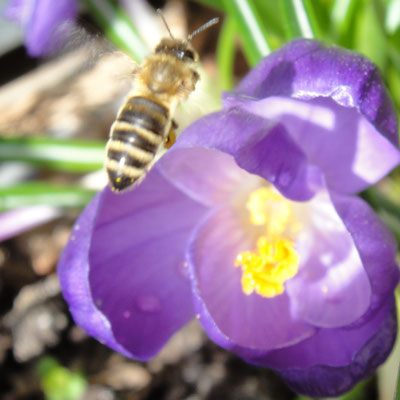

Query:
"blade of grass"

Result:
[[0, 182, 96, 211], [281, 0, 322, 39], [253, 0, 286, 40], [222, 0, 271, 66], [331, 0, 360, 44], [83, 0, 148, 62], [0, 137, 105, 173], [353, 0, 387, 69], [216, 16, 236, 91], [385, 0, 400, 34]]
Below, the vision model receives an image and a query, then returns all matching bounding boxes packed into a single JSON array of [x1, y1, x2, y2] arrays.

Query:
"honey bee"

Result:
[[105, 15, 219, 192]]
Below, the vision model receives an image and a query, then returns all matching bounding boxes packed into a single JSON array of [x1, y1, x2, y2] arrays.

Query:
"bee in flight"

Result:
[[105, 13, 219, 192]]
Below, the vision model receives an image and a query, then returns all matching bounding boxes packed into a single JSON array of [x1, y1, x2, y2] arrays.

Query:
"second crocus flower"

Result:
[[4, 0, 78, 56], [58, 39, 400, 397]]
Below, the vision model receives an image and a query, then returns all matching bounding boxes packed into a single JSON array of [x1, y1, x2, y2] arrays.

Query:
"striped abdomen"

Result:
[[106, 96, 170, 192]]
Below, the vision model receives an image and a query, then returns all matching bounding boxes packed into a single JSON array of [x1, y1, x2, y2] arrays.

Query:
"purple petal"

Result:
[[245, 295, 396, 369], [236, 39, 398, 146], [5, 0, 78, 56], [3, 0, 28, 21], [59, 168, 208, 360], [58, 193, 132, 359], [331, 192, 399, 322], [159, 147, 252, 207], [187, 205, 315, 353], [287, 190, 371, 328], [160, 110, 323, 202], [0, 206, 61, 242], [224, 94, 400, 194], [275, 298, 397, 397]]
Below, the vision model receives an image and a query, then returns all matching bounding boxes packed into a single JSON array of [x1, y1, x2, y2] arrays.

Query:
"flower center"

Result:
[[235, 187, 299, 298]]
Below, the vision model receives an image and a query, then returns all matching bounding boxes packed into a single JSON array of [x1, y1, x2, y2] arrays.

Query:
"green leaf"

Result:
[[385, 0, 400, 34], [222, 0, 271, 66], [281, 0, 323, 39], [353, 0, 387, 69], [253, 0, 286, 40], [83, 0, 148, 62], [0, 182, 96, 211], [331, 0, 360, 45], [37, 357, 87, 400], [0, 137, 105, 173], [216, 16, 236, 90]]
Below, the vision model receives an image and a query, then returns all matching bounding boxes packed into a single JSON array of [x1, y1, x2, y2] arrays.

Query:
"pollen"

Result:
[[236, 187, 299, 298]]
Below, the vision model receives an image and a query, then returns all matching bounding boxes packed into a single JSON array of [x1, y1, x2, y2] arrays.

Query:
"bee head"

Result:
[[155, 39, 199, 63]]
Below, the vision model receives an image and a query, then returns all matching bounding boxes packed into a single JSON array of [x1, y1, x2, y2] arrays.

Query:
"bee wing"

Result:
[[59, 24, 138, 79], [0, 23, 139, 137]]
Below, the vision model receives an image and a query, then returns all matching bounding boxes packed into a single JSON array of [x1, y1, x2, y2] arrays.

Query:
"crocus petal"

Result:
[[3, 0, 26, 21], [58, 193, 133, 359], [160, 109, 323, 202], [224, 94, 400, 194], [5, 0, 78, 56], [159, 146, 255, 207], [59, 168, 207, 360], [187, 205, 315, 353], [236, 39, 398, 146], [246, 297, 397, 397], [287, 190, 371, 328], [331, 192, 399, 321], [0, 206, 61, 242]]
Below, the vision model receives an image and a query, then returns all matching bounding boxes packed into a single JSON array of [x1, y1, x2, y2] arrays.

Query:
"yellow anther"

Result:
[[235, 237, 298, 298], [235, 186, 299, 298]]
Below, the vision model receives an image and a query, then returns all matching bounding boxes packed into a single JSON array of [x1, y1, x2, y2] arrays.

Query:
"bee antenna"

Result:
[[188, 17, 219, 41], [157, 9, 174, 39]]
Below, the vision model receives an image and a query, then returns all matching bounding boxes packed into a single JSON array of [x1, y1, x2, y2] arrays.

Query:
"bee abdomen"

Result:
[[106, 96, 170, 192], [118, 96, 169, 136]]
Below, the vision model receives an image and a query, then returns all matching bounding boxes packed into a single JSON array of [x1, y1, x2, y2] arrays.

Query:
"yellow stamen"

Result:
[[236, 187, 299, 298]]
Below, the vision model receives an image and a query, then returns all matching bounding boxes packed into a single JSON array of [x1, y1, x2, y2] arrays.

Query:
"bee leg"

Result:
[[165, 128, 176, 148], [165, 120, 178, 149]]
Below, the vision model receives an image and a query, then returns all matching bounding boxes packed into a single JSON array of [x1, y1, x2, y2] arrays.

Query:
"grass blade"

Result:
[[331, 0, 360, 44], [222, 0, 271, 66], [281, 0, 322, 39], [216, 16, 236, 90], [0, 137, 105, 173], [84, 0, 148, 62], [0, 182, 96, 211]]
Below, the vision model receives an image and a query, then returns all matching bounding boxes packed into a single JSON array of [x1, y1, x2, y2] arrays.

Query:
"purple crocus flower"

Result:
[[4, 0, 78, 56], [58, 39, 400, 397]]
